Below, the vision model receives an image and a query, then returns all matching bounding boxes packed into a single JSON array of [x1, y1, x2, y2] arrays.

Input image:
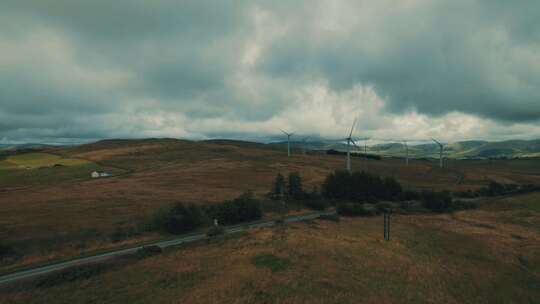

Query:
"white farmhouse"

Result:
[[91, 171, 111, 178]]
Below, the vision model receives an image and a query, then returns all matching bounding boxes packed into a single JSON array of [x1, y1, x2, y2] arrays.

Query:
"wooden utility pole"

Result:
[[384, 212, 391, 241]]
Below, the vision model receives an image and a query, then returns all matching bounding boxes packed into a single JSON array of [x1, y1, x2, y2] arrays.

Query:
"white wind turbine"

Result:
[[344, 119, 361, 172], [281, 129, 294, 157], [301, 136, 310, 155], [403, 140, 409, 166], [432, 138, 444, 168]]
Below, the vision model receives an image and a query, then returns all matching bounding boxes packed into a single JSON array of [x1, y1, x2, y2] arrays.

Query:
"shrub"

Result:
[[337, 203, 376, 216], [35, 263, 106, 288], [454, 189, 479, 198], [206, 191, 262, 225], [452, 200, 478, 210], [303, 199, 328, 211], [400, 190, 421, 201], [383, 177, 403, 200], [135, 245, 162, 259], [110, 226, 140, 243], [375, 202, 394, 214], [206, 225, 225, 237], [421, 190, 453, 212], [0, 243, 14, 259], [318, 214, 340, 222]]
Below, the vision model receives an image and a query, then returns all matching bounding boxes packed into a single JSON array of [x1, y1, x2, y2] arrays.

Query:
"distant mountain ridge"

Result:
[[3, 138, 540, 159], [287, 138, 540, 159]]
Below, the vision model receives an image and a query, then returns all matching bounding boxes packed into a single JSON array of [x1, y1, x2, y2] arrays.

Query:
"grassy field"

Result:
[[0, 139, 539, 276], [1, 192, 538, 303], [0, 152, 124, 189], [0, 153, 90, 169]]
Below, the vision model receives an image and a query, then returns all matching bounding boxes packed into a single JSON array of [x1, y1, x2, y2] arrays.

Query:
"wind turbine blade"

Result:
[[431, 138, 442, 146], [351, 140, 361, 150], [348, 118, 357, 138]]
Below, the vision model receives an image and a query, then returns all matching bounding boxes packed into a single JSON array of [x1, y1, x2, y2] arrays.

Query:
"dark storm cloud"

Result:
[[256, 0, 540, 122], [0, 0, 539, 142]]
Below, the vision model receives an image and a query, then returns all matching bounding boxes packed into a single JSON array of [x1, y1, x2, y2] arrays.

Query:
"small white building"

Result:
[[91, 171, 111, 178]]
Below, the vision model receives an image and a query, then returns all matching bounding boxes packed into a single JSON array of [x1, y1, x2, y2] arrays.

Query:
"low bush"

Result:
[[337, 203, 376, 217], [135, 245, 163, 259], [318, 214, 340, 222], [110, 226, 142, 243], [0, 242, 15, 259], [303, 199, 328, 211], [456, 181, 540, 198], [452, 200, 478, 210], [375, 202, 394, 214], [206, 225, 225, 237], [35, 263, 106, 288], [421, 190, 453, 212], [454, 189, 480, 198], [399, 201, 430, 213], [400, 190, 421, 201]]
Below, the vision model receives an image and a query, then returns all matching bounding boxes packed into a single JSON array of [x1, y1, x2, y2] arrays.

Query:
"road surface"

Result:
[[0, 211, 334, 286]]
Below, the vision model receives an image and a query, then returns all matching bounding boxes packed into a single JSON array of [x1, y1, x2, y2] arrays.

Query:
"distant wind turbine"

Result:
[[432, 138, 444, 168], [344, 119, 361, 172], [403, 140, 409, 166], [281, 129, 294, 157], [301, 136, 310, 155]]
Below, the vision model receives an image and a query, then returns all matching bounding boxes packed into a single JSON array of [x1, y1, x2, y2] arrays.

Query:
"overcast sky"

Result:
[[1, 0, 539, 144]]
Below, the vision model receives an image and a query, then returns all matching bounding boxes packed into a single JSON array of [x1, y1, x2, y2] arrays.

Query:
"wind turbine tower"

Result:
[[301, 136, 310, 155], [403, 140, 409, 166], [431, 138, 444, 168], [281, 130, 294, 157], [344, 119, 359, 172]]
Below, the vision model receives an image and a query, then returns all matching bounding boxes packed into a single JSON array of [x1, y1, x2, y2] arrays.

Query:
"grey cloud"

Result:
[[256, 0, 540, 122], [0, 0, 539, 143]]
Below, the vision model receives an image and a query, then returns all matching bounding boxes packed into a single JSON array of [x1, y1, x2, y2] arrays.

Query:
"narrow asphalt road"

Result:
[[0, 211, 334, 286]]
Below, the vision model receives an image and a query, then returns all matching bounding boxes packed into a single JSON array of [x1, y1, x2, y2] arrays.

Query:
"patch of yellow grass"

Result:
[[0, 152, 90, 169]]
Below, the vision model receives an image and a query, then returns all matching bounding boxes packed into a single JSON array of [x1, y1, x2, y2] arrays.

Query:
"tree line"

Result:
[[147, 191, 262, 235], [268, 169, 479, 215]]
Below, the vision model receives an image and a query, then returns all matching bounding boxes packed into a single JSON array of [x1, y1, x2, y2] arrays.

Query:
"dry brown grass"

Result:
[[1, 139, 539, 275], [2, 193, 538, 303]]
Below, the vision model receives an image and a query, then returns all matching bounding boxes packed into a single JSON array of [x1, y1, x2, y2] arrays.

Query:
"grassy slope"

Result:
[[0, 153, 89, 169], [0, 152, 123, 189], [2, 193, 539, 303], [0, 139, 539, 274]]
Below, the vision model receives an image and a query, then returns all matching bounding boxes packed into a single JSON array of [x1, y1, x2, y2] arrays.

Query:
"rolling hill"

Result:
[[295, 138, 540, 159]]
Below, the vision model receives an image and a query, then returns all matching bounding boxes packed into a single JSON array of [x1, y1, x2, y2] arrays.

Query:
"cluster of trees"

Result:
[[268, 172, 328, 210], [456, 181, 540, 198], [149, 191, 262, 235], [206, 191, 262, 225], [322, 170, 403, 202], [268, 172, 306, 201]]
